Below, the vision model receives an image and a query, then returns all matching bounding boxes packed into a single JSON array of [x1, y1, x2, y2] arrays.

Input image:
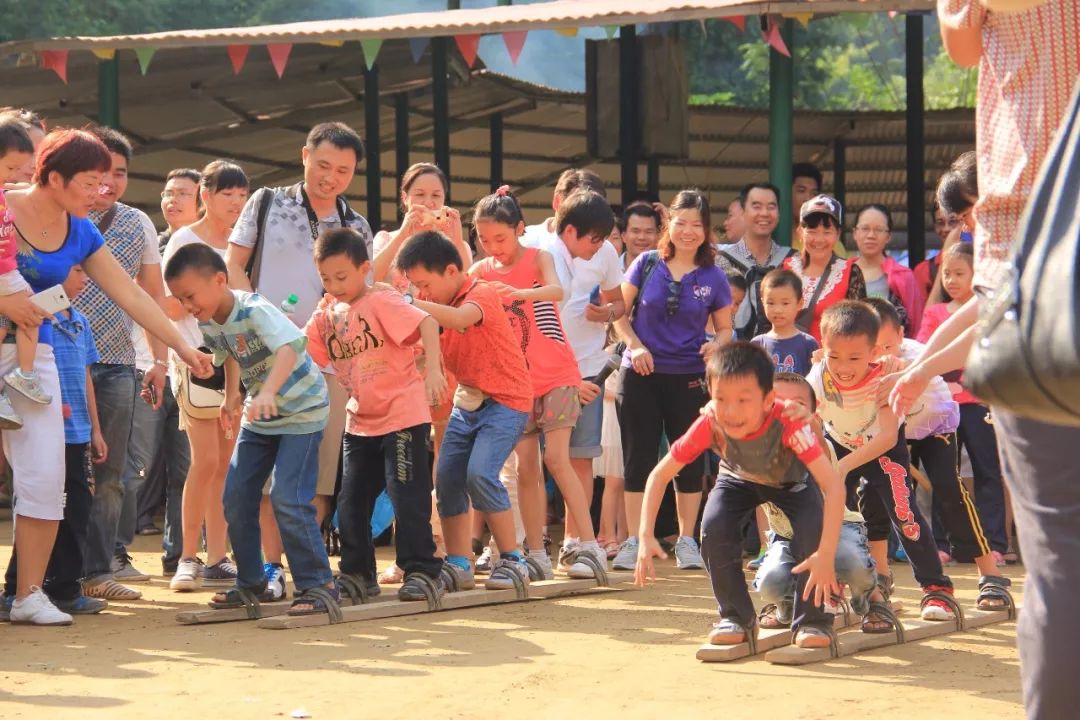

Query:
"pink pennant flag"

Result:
[[267, 43, 292, 78], [502, 31, 527, 65], [227, 45, 250, 75], [762, 17, 790, 58], [40, 50, 68, 83], [454, 34, 481, 68], [888, 10, 898, 17], [723, 16, 747, 31]]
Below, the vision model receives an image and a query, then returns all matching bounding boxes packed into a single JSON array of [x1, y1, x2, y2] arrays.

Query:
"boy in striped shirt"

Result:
[[165, 243, 336, 617]]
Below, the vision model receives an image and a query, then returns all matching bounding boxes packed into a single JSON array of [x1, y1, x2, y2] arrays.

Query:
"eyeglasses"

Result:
[[161, 190, 195, 201], [584, 233, 605, 245], [855, 226, 889, 236], [666, 280, 682, 316]]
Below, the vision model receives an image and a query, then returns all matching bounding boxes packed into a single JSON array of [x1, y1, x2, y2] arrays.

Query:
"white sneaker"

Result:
[[170, 557, 204, 591], [674, 536, 705, 570], [525, 551, 554, 581], [612, 537, 640, 571], [0, 389, 23, 430], [10, 586, 73, 626], [568, 541, 609, 579], [264, 563, 287, 601], [557, 539, 581, 573], [475, 545, 496, 575]]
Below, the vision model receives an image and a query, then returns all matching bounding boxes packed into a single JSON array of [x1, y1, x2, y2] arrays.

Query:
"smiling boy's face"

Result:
[[822, 332, 878, 386], [708, 373, 774, 439]]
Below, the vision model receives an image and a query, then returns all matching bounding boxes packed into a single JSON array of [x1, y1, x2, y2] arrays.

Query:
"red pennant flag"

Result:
[[723, 16, 746, 31], [762, 17, 790, 58], [40, 50, 68, 84], [888, 10, 898, 18], [227, 45, 249, 75], [267, 43, 292, 78], [454, 34, 481, 68], [502, 31, 527, 65]]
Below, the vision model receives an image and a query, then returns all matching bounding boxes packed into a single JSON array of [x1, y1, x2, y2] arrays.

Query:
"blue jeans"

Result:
[[754, 522, 878, 620], [436, 400, 527, 517], [223, 428, 332, 593], [83, 364, 136, 581]]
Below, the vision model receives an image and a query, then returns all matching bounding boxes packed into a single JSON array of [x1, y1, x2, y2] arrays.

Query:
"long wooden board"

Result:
[[696, 609, 863, 663], [257, 573, 632, 630], [764, 606, 1016, 665]]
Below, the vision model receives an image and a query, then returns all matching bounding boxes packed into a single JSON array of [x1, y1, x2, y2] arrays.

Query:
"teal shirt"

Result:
[[199, 290, 328, 435]]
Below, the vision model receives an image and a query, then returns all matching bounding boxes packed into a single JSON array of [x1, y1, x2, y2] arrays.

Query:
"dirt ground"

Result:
[[0, 516, 1025, 720]]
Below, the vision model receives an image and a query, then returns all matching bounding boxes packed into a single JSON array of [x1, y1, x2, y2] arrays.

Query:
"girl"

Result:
[[594, 339, 627, 558], [611, 190, 734, 572], [852, 204, 924, 336], [162, 160, 250, 592], [917, 243, 1008, 562], [470, 186, 607, 580]]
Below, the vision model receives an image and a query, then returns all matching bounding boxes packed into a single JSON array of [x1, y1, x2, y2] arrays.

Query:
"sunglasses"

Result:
[[666, 280, 682, 316]]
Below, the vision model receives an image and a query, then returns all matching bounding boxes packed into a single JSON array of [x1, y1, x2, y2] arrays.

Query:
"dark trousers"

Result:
[[616, 368, 708, 493], [994, 410, 1080, 720], [957, 403, 1008, 553], [909, 432, 992, 562], [700, 476, 828, 631], [339, 425, 441, 581], [6, 444, 93, 600], [832, 430, 950, 589]]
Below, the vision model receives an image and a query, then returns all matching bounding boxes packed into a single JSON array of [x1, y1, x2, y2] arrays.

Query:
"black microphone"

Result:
[[589, 352, 623, 388]]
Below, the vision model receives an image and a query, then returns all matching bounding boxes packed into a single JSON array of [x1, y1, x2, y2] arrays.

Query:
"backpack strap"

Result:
[[244, 186, 279, 291], [718, 250, 750, 275], [95, 205, 119, 236], [628, 250, 660, 323]]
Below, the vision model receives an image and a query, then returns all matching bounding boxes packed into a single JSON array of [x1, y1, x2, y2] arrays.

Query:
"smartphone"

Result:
[[145, 381, 158, 407], [30, 284, 70, 315]]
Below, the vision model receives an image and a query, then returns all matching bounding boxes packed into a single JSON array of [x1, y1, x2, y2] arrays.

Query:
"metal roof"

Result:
[[1, 0, 935, 52]]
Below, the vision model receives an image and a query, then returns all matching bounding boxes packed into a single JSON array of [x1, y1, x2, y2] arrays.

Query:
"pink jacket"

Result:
[[882, 257, 925, 336], [0, 190, 18, 276]]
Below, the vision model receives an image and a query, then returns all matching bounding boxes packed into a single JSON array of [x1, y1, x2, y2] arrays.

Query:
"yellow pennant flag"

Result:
[[91, 48, 117, 61]]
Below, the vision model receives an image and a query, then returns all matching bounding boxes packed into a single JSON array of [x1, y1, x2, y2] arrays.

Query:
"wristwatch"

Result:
[[403, 292, 415, 305]]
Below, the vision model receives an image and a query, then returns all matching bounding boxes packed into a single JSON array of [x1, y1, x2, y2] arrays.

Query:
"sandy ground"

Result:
[[0, 517, 1025, 720]]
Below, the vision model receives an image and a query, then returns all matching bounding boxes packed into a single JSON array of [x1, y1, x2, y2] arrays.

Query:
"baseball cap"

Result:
[[799, 194, 842, 225]]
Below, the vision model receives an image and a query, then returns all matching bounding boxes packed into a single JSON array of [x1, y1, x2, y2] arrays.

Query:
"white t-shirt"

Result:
[[161, 227, 229, 383], [522, 221, 623, 377]]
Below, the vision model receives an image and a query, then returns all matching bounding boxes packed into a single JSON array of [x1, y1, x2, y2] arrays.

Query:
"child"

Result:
[[0, 119, 48, 426], [304, 228, 450, 601], [751, 269, 819, 376], [395, 229, 533, 592], [2, 265, 107, 625], [636, 342, 845, 649], [868, 296, 1011, 610], [163, 243, 337, 616], [724, 272, 746, 344], [469, 186, 607, 580], [917, 243, 1009, 563], [752, 372, 877, 630], [806, 301, 957, 627]]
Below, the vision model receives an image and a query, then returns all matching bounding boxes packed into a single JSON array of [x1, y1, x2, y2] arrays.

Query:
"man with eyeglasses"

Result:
[[158, 169, 201, 252]]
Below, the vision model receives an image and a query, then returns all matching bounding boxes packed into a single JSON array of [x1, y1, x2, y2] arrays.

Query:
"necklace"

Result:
[[30, 191, 65, 242]]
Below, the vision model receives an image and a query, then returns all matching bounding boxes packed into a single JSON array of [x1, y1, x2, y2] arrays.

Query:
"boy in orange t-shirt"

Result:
[[305, 229, 450, 602], [396, 230, 534, 594]]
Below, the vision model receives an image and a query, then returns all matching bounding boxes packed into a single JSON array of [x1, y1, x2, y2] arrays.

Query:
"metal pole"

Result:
[[97, 58, 120, 128], [768, 19, 795, 246], [833, 138, 847, 216], [646, 157, 660, 202], [395, 93, 410, 223], [432, 37, 451, 201], [364, 64, 381, 230], [619, 25, 639, 204], [905, 14, 926, 267], [490, 113, 504, 190]]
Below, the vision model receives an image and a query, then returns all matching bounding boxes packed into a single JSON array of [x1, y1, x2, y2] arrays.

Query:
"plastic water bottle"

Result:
[[280, 293, 298, 315]]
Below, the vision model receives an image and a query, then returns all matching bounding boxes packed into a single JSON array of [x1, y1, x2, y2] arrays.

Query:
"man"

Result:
[[722, 196, 745, 244], [224, 122, 372, 594], [715, 183, 794, 340], [621, 202, 662, 269], [521, 170, 625, 559], [76, 127, 170, 600]]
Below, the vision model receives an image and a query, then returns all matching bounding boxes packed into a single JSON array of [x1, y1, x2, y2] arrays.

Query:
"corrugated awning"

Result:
[[0, 0, 934, 52]]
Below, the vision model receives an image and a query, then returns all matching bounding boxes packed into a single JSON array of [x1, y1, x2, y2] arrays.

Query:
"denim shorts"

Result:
[[569, 392, 604, 459]]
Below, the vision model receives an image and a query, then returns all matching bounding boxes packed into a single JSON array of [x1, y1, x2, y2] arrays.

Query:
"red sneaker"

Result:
[[921, 584, 956, 621]]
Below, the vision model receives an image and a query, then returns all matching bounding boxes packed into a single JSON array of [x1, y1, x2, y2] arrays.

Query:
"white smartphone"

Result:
[[30, 284, 71, 316]]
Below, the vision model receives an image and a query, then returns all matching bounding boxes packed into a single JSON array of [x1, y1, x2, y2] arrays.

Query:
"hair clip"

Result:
[[495, 184, 511, 197]]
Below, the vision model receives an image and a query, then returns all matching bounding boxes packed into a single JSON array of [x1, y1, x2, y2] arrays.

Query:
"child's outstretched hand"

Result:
[[425, 364, 448, 407], [247, 390, 278, 421], [634, 535, 668, 587], [792, 551, 841, 608]]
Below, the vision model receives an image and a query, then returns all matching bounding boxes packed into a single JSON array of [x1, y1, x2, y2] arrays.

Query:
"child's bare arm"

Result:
[[413, 298, 483, 332], [247, 344, 296, 421], [836, 405, 901, 478], [634, 453, 685, 586], [418, 315, 447, 405], [86, 367, 108, 465], [517, 249, 568, 303], [792, 453, 843, 606]]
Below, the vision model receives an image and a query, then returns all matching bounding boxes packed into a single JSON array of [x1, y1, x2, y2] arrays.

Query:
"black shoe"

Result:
[[397, 573, 447, 603], [162, 557, 179, 575]]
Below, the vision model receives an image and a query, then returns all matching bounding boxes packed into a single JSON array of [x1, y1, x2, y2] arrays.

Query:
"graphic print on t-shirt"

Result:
[[500, 281, 567, 367], [324, 312, 383, 362]]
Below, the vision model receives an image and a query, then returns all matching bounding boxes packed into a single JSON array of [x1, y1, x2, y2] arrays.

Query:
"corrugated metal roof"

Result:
[[1, 0, 935, 52]]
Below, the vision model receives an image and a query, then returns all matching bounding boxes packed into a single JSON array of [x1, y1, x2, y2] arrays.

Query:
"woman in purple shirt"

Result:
[[611, 190, 734, 571]]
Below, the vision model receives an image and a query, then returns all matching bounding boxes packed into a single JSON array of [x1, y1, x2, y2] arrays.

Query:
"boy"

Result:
[[396, 230, 534, 593], [751, 269, 818, 377], [304, 228, 450, 601], [806, 301, 957, 625], [636, 342, 845, 649], [867, 298, 1011, 611], [164, 243, 337, 616], [752, 372, 877, 630], [2, 265, 107, 625]]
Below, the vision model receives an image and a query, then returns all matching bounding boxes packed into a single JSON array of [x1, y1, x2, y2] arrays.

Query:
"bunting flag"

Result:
[[722, 16, 747, 31], [319, 40, 345, 47], [361, 38, 383, 69], [454, 34, 481, 68], [502, 31, 527, 65], [409, 37, 430, 63], [267, 43, 292, 78], [40, 50, 68, 83], [227, 44, 250, 75], [762, 16, 791, 57], [135, 47, 156, 75], [604, 25, 619, 39], [783, 12, 813, 28], [91, 48, 116, 61], [2, 53, 19, 67], [888, 10, 899, 17], [555, 27, 578, 37]]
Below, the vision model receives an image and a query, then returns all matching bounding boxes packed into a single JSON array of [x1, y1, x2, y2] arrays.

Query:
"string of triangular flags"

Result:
[[25, 14, 917, 84]]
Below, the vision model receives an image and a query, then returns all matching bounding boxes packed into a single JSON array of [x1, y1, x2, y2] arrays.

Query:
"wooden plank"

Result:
[[764, 606, 1016, 666], [174, 594, 396, 625], [696, 609, 863, 663]]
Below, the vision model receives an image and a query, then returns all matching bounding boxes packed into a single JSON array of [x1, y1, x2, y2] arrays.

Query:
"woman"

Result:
[[161, 160, 249, 592], [612, 189, 734, 572], [852, 204, 924, 336], [783, 195, 866, 342], [1, 128, 209, 625]]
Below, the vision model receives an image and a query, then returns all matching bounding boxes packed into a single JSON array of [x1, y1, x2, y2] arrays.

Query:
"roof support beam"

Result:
[[98, 58, 120, 129], [432, 36, 451, 199], [905, 13, 926, 267], [768, 18, 795, 246], [365, 62, 382, 230], [619, 25, 639, 203], [395, 93, 410, 222]]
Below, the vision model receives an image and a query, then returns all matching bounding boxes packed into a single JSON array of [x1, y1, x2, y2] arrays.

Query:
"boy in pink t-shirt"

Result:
[[305, 228, 450, 603]]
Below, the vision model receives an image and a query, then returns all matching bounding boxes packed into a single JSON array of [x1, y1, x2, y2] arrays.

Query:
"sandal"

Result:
[[861, 575, 899, 635], [600, 541, 621, 560], [378, 564, 404, 585], [209, 584, 274, 611], [708, 618, 752, 646], [1002, 549, 1020, 565], [794, 624, 837, 652], [976, 575, 1015, 615], [757, 603, 791, 630], [288, 585, 343, 621]]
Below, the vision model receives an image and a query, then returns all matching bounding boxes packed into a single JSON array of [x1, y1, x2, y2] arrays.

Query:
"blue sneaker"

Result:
[[53, 594, 108, 615], [264, 562, 287, 601], [893, 547, 909, 562]]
